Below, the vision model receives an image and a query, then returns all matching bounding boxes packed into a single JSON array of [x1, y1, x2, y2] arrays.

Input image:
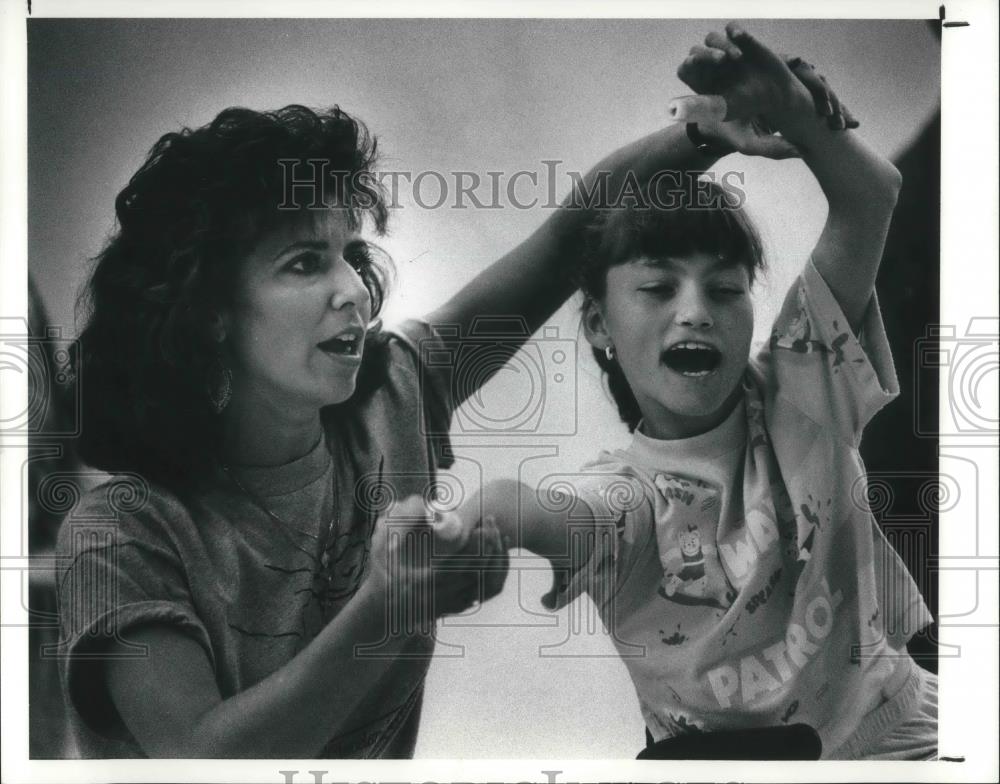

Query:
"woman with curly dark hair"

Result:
[[57, 75, 846, 758]]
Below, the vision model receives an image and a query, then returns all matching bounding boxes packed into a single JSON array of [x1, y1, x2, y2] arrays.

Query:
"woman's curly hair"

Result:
[[76, 104, 393, 491], [574, 179, 765, 433]]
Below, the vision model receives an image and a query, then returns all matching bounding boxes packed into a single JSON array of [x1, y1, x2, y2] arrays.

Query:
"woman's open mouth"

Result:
[[317, 331, 362, 357], [661, 341, 722, 378]]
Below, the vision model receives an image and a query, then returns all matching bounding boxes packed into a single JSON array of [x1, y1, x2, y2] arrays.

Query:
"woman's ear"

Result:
[[582, 297, 611, 351]]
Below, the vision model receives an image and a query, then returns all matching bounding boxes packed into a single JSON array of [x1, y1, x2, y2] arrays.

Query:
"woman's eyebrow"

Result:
[[272, 240, 328, 263]]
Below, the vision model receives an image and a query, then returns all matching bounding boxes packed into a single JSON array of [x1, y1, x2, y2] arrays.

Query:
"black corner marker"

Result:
[[940, 5, 971, 27]]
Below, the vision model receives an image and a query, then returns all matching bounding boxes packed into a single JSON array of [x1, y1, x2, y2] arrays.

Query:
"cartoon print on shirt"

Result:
[[829, 319, 867, 373], [780, 699, 800, 723], [654, 473, 699, 506], [662, 711, 706, 736], [653, 474, 738, 610], [792, 494, 831, 585], [660, 624, 688, 646], [746, 395, 770, 451], [792, 526, 817, 586], [721, 613, 742, 646], [770, 284, 829, 355], [658, 523, 737, 610]]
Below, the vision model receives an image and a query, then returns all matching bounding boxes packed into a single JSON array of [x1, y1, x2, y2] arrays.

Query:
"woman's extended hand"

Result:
[[671, 22, 859, 159], [367, 495, 509, 624]]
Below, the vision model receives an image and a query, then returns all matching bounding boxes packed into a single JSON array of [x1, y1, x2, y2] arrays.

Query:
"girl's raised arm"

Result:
[[428, 50, 851, 406], [677, 23, 902, 330]]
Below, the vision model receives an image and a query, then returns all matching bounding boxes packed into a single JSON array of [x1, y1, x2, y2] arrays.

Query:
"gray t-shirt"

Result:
[[55, 319, 454, 758]]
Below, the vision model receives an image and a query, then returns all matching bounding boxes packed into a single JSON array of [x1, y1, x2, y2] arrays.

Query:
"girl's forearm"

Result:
[[468, 479, 577, 563], [775, 113, 902, 328], [780, 113, 902, 211]]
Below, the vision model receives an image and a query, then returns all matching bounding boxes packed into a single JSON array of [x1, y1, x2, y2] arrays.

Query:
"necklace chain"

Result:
[[221, 463, 337, 551]]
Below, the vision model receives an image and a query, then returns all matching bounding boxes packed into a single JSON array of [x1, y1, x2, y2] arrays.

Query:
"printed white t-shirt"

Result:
[[547, 259, 932, 756]]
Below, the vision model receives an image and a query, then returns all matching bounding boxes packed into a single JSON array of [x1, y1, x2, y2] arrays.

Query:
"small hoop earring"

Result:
[[604, 345, 615, 361]]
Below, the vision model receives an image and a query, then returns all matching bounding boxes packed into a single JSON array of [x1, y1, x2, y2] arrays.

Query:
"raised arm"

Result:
[[675, 23, 902, 331], [426, 126, 718, 403], [777, 91, 902, 331], [428, 52, 851, 406]]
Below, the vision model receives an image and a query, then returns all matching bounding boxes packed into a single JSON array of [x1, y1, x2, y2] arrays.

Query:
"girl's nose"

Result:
[[676, 287, 714, 329]]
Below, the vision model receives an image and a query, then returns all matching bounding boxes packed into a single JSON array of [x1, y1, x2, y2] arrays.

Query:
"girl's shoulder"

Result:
[[574, 450, 660, 517]]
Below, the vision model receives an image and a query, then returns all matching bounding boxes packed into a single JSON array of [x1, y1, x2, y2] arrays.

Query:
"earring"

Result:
[[605, 345, 615, 361], [208, 359, 232, 413]]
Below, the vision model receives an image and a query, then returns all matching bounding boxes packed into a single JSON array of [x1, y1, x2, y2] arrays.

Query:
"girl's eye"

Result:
[[285, 252, 324, 275], [710, 287, 745, 299], [639, 284, 676, 297]]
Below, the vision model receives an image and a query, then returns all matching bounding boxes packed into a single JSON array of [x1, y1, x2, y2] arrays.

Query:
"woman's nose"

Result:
[[328, 258, 370, 313]]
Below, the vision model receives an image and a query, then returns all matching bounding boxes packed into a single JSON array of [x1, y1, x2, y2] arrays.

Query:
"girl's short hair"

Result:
[[76, 105, 392, 491], [574, 178, 765, 432]]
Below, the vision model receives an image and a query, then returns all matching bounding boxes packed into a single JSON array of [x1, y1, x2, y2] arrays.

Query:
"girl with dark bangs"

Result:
[[458, 26, 936, 760], [58, 63, 848, 757]]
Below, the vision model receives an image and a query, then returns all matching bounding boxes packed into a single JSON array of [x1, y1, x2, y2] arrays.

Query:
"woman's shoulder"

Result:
[[54, 471, 196, 559]]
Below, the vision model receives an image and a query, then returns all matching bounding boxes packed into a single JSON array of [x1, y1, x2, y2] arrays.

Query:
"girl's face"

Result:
[[220, 210, 373, 417], [587, 252, 754, 439]]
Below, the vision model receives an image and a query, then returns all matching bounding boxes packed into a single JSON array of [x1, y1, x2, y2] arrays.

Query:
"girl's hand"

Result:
[[671, 23, 859, 158]]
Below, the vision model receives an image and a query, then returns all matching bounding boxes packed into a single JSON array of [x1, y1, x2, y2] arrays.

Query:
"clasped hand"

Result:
[[367, 495, 509, 623], [672, 22, 859, 158]]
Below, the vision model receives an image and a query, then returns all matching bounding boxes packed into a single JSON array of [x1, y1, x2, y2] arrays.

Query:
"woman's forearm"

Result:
[[427, 123, 720, 354], [185, 573, 423, 757]]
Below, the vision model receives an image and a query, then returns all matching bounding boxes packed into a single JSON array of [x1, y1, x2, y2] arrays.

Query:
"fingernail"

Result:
[[787, 56, 802, 68]]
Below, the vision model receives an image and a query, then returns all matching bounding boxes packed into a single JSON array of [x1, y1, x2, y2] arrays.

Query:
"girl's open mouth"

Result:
[[661, 342, 722, 377]]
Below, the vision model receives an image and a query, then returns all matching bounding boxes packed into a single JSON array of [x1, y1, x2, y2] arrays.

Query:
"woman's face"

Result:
[[588, 252, 755, 439], [221, 210, 373, 417]]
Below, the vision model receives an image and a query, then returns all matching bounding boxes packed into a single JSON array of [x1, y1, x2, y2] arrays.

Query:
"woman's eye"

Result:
[[343, 242, 372, 272], [285, 252, 323, 275], [710, 287, 745, 299]]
